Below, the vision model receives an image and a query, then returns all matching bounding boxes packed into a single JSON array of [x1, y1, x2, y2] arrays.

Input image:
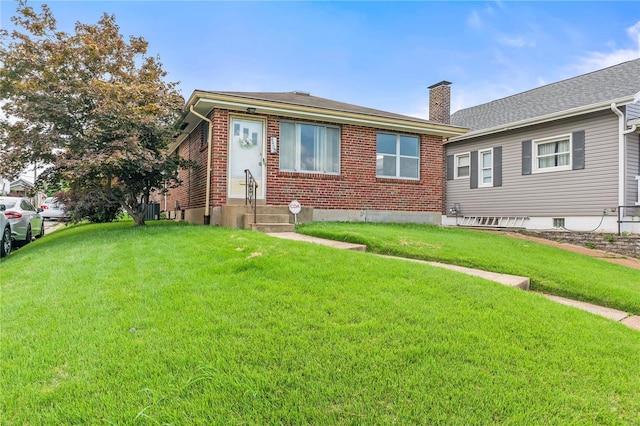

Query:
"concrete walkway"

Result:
[[268, 232, 640, 331], [268, 232, 367, 251], [376, 255, 530, 290]]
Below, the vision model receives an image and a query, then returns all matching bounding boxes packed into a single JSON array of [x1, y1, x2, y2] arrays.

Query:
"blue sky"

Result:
[[1, 0, 639, 121]]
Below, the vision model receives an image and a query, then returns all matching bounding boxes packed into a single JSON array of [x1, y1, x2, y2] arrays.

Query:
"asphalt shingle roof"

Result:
[[450, 58, 640, 131], [204, 90, 447, 126]]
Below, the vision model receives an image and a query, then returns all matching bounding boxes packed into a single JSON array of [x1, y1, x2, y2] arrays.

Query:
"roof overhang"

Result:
[[169, 91, 468, 153], [445, 95, 638, 144]]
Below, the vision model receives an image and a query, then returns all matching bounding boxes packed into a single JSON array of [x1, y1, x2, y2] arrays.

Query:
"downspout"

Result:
[[190, 105, 213, 225], [610, 103, 638, 210]]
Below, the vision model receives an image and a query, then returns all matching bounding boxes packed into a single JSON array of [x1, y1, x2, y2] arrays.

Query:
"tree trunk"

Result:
[[124, 191, 148, 226]]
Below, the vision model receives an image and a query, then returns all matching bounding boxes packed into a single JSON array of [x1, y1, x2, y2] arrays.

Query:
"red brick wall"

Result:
[[164, 119, 210, 213], [165, 108, 444, 215]]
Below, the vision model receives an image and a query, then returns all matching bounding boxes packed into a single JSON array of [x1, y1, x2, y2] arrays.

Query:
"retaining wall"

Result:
[[520, 230, 640, 259]]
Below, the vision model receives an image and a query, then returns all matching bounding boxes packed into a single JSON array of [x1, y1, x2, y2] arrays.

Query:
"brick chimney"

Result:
[[428, 81, 452, 124]]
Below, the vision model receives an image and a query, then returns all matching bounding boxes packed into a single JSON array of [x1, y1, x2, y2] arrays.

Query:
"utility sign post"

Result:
[[288, 200, 301, 224]]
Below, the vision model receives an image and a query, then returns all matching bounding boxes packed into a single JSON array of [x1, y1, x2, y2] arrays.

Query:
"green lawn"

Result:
[[1, 221, 640, 424], [297, 222, 640, 315]]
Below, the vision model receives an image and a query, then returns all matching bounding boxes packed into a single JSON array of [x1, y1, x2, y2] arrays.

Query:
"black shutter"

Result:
[[493, 146, 502, 187], [446, 155, 454, 181], [572, 130, 585, 170], [522, 140, 532, 175], [470, 150, 478, 189]]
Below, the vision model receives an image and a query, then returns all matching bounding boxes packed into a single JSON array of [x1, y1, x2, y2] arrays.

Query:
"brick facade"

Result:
[[164, 108, 445, 219]]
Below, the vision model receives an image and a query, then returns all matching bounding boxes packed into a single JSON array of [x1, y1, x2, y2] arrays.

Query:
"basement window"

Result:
[[553, 218, 565, 228]]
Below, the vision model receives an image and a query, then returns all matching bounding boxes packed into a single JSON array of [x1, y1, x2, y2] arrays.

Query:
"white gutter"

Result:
[[447, 95, 636, 143], [189, 105, 213, 225], [610, 102, 638, 210]]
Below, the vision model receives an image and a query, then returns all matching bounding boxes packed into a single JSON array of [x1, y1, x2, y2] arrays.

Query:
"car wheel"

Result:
[[1, 225, 11, 258], [24, 225, 32, 245], [36, 222, 45, 239]]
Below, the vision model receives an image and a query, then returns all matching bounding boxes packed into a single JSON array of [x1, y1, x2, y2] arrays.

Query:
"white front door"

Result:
[[228, 115, 266, 200]]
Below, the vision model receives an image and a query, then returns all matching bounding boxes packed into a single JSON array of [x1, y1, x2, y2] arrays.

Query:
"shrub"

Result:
[[58, 189, 123, 224]]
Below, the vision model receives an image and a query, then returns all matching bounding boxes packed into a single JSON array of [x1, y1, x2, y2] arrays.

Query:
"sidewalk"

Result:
[[268, 232, 640, 331]]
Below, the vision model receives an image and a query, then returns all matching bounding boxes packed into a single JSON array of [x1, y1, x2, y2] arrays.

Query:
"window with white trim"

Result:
[[279, 122, 340, 174], [479, 148, 493, 187], [534, 134, 571, 172], [454, 153, 470, 179], [376, 133, 420, 179]]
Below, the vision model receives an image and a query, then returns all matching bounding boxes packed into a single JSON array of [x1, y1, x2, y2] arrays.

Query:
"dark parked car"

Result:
[[0, 197, 44, 247]]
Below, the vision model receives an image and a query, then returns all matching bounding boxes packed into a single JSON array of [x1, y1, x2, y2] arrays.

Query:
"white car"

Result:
[[0, 197, 44, 247], [40, 197, 69, 220], [0, 212, 11, 258]]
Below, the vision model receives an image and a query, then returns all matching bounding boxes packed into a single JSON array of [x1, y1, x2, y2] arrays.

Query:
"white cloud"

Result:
[[467, 10, 483, 30], [628, 20, 640, 43], [571, 20, 640, 74], [496, 35, 536, 48]]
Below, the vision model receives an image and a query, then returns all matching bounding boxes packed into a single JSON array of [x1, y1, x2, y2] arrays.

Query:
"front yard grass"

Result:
[[297, 222, 640, 315], [1, 221, 640, 424]]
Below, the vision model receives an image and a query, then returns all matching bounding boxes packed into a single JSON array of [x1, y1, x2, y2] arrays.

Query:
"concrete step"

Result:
[[243, 213, 290, 228], [254, 205, 291, 215], [251, 223, 295, 233]]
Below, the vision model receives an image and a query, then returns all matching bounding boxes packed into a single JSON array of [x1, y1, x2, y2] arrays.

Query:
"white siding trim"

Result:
[[442, 215, 640, 233]]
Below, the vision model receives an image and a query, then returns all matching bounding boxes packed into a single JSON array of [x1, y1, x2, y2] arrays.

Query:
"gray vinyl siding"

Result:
[[626, 132, 639, 206], [446, 110, 619, 217], [627, 103, 640, 121], [625, 104, 640, 206]]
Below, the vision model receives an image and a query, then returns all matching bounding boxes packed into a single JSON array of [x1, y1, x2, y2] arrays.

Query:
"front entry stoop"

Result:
[[243, 205, 295, 233]]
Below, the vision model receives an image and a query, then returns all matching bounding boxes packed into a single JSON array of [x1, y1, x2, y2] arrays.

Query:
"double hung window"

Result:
[[479, 148, 493, 187], [376, 133, 420, 179], [454, 153, 470, 178], [279, 122, 340, 174], [533, 135, 571, 172]]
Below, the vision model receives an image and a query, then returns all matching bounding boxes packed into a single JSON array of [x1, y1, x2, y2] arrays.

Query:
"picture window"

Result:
[[279, 122, 340, 174], [376, 133, 420, 180]]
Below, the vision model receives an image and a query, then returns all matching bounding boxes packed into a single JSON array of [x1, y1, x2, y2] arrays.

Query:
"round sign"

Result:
[[288, 200, 302, 215]]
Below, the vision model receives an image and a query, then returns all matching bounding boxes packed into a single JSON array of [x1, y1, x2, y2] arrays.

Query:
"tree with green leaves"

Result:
[[0, 0, 190, 225]]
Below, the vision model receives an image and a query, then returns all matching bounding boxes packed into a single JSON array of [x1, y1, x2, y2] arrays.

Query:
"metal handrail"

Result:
[[244, 169, 258, 224], [617, 205, 640, 235]]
